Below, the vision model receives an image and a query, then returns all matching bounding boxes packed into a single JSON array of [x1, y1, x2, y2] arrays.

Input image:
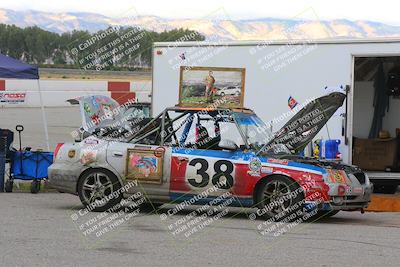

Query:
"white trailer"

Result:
[[152, 38, 400, 192]]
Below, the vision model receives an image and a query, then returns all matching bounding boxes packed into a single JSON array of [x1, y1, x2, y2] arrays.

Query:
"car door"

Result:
[[106, 141, 172, 198], [169, 115, 245, 202]]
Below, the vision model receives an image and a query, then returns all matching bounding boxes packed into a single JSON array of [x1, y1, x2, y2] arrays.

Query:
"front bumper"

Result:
[[305, 194, 371, 211], [305, 173, 374, 211]]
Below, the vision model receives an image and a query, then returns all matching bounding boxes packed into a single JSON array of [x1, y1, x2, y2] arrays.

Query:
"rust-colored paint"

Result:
[[0, 80, 5, 91]]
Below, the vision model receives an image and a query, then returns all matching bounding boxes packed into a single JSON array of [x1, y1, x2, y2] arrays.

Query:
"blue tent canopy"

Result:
[[0, 53, 39, 79]]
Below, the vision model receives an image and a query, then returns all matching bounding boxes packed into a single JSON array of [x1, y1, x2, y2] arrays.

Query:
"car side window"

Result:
[[218, 122, 245, 147]]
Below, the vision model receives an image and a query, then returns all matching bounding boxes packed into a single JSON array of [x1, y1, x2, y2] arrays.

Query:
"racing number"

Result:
[[188, 158, 209, 187], [212, 160, 234, 189], [188, 158, 234, 189]]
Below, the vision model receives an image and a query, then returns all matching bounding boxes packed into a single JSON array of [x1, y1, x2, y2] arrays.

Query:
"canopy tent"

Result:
[[0, 53, 39, 79], [0, 53, 49, 150]]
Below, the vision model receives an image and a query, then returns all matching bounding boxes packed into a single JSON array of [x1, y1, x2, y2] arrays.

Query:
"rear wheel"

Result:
[[256, 176, 303, 220], [77, 169, 123, 212]]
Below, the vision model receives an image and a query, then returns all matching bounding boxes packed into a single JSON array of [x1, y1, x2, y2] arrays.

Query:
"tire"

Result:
[[5, 180, 13, 193], [30, 180, 41, 194], [77, 169, 123, 212], [234, 91, 240, 96], [220, 92, 225, 97], [256, 175, 304, 221]]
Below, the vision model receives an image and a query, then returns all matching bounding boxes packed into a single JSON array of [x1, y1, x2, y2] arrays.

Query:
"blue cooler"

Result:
[[320, 139, 341, 159]]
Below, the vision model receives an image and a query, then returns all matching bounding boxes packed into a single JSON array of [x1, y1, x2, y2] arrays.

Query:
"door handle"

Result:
[[112, 152, 123, 157]]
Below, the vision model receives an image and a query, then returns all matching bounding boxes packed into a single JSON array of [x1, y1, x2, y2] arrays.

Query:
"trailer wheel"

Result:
[[30, 180, 41, 194], [5, 180, 13, 193], [77, 169, 123, 212], [256, 175, 303, 220]]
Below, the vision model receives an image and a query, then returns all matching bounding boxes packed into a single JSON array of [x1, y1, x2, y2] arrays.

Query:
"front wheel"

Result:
[[77, 169, 123, 212], [256, 176, 304, 220]]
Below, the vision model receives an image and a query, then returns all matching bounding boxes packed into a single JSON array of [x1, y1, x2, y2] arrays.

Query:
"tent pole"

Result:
[[37, 80, 50, 150]]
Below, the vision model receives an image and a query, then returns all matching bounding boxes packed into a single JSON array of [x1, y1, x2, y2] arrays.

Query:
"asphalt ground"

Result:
[[0, 193, 400, 267]]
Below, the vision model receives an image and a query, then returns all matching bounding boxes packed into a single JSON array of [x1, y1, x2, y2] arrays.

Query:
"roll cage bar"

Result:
[[127, 106, 255, 149]]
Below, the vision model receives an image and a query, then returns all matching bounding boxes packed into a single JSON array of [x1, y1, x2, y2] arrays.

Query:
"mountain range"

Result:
[[1, 8, 400, 40]]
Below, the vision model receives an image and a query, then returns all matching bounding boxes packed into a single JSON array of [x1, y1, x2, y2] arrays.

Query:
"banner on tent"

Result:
[[0, 92, 26, 104]]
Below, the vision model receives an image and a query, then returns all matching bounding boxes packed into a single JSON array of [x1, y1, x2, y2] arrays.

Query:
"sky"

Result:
[[1, 0, 399, 25]]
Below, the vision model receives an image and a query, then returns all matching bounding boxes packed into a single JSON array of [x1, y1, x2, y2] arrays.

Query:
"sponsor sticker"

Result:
[[84, 138, 99, 145], [261, 166, 273, 174], [267, 158, 289, 165], [248, 157, 262, 176], [328, 170, 348, 184], [154, 146, 166, 158]]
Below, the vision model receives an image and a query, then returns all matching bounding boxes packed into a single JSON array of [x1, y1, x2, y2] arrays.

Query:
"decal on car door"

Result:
[[126, 148, 164, 184], [170, 154, 235, 196]]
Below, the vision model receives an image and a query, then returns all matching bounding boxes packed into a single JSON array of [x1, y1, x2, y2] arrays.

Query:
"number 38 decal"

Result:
[[187, 158, 234, 189]]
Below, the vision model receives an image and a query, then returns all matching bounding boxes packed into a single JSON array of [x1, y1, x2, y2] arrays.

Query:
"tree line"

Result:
[[0, 24, 204, 69]]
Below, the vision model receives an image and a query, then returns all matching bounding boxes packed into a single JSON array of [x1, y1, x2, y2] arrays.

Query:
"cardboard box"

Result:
[[353, 138, 399, 171]]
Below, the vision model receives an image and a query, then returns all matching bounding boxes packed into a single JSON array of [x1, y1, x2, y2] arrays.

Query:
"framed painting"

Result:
[[179, 66, 245, 108], [126, 148, 164, 184]]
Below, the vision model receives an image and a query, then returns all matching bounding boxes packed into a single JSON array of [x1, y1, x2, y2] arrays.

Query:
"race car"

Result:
[[48, 92, 373, 219]]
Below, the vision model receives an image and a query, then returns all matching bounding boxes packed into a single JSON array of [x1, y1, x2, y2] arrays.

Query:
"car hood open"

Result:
[[67, 95, 120, 134], [264, 92, 346, 154]]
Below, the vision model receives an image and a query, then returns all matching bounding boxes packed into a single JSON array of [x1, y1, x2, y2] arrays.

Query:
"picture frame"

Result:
[[125, 148, 164, 184], [178, 66, 246, 109]]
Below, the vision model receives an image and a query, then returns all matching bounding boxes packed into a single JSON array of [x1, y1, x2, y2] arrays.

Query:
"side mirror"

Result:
[[219, 140, 238, 151]]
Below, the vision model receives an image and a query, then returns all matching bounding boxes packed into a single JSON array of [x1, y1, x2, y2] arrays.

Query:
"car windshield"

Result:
[[233, 112, 292, 155]]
